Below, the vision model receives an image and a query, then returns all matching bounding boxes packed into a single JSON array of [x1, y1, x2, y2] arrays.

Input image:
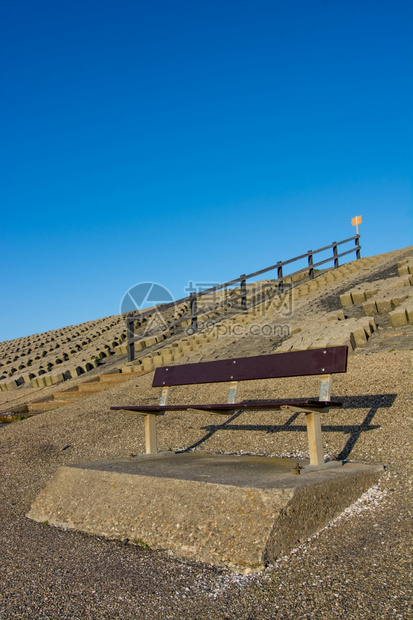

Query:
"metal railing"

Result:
[[126, 234, 361, 362]]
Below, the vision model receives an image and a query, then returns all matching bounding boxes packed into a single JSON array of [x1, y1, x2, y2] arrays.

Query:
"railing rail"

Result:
[[126, 234, 361, 361]]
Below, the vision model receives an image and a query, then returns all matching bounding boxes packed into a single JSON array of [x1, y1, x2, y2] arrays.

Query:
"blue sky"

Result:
[[1, 0, 412, 342]]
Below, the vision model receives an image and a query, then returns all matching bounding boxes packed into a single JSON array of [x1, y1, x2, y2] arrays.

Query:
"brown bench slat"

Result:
[[111, 398, 341, 413], [152, 347, 348, 387]]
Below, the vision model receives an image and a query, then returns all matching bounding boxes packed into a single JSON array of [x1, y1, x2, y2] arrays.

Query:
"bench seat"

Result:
[[111, 346, 348, 465], [111, 398, 341, 414]]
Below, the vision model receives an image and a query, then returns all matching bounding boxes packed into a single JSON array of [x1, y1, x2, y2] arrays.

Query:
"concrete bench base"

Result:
[[27, 453, 383, 572]]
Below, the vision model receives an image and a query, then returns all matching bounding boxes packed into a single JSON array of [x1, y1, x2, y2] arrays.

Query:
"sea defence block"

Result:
[[340, 293, 352, 306], [389, 308, 408, 327], [27, 453, 383, 572]]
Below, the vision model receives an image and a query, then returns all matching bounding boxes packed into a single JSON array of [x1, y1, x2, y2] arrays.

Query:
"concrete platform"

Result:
[[27, 453, 383, 571]]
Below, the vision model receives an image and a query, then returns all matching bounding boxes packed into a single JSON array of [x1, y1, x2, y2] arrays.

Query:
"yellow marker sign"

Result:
[[351, 215, 362, 234]]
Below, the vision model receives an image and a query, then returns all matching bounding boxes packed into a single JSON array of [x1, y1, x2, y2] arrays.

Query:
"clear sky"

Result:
[[1, 0, 412, 342]]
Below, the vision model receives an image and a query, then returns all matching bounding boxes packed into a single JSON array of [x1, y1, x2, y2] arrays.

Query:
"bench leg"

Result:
[[145, 414, 158, 454], [305, 411, 324, 466]]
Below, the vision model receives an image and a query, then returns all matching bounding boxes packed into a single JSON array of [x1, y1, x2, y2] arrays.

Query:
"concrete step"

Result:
[[27, 401, 75, 413], [76, 382, 108, 392], [97, 372, 144, 382], [52, 390, 101, 401], [76, 373, 145, 392], [101, 367, 150, 376], [0, 411, 40, 423]]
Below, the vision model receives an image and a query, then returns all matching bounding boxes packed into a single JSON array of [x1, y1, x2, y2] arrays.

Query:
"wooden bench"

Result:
[[111, 346, 348, 466]]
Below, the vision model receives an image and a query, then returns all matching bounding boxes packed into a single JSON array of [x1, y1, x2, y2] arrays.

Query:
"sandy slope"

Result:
[[0, 249, 412, 619]]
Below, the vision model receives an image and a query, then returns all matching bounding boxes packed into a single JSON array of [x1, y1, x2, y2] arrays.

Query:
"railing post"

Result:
[[355, 234, 361, 259], [308, 250, 314, 280], [190, 293, 198, 333], [333, 242, 339, 268], [240, 275, 247, 311], [277, 262, 284, 291], [127, 317, 135, 362]]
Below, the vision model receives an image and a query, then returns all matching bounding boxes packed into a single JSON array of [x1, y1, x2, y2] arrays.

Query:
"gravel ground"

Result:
[[0, 353, 411, 619], [0, 250, 412, 619]]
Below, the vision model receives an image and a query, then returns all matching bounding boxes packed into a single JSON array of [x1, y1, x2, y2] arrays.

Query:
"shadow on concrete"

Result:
[[178, 394, 397, 460]]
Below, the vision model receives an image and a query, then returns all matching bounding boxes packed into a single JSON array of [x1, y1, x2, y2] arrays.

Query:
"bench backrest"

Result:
[[153, 346, 348, 387]]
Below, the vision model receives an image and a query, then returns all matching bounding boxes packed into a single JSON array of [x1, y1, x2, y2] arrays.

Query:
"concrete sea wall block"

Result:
[[114, 344, 127, 355], [340, 293, 352, 307], [375, 299, 392, 315], [391, 295, 410, 309], [362, 300, 377, 316], [350, 291, 365, 305], [389, 308, 408, 328]]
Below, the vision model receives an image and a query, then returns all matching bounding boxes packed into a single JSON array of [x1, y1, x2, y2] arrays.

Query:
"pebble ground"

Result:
[[0, 252, 412, 619]]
